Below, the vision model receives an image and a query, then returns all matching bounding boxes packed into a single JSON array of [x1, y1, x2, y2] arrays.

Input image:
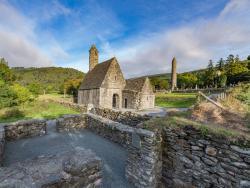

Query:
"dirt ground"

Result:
[[191, 102, 250, 133]]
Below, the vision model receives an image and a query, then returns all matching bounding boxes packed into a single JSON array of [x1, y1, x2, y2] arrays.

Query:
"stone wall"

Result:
[[56, 114, 86, 132], [86, 113, 133, 147], [125, 129, 162, 188], [0, 147, 102, 188], [2, 119, 47, 141], [90, 107, 151, 127], [48, 98, 88, 112], [162, 126, 250, 188], [0, 125, 5, 166], [86, 113, 161, 188], [78, 89, 100, 108]]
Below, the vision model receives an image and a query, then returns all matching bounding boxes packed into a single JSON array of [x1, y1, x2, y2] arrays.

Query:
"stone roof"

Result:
[[124, 77, 147, 92], [79, 57, 115, 90]]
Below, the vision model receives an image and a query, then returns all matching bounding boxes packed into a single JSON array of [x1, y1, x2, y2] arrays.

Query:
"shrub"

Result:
[[0, 80, 18, 108], [11, 84, 35, 107], [2, 108, 24, 119]]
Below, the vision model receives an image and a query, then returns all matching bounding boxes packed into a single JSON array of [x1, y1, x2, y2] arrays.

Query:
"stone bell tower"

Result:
[[171, 57, 177, 91], [89, 44, 98, 71]]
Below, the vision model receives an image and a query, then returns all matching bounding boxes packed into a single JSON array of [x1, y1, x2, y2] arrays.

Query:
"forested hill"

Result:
[[12, 67, 85, 93]]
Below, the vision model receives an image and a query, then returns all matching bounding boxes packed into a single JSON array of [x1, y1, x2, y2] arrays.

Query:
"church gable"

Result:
[[101, 58, 126, 89], [79, 58, 113, 90], [141, 78, 154, 94]]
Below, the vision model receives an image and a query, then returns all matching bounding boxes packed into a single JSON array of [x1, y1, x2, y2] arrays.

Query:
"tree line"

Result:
[[149, 54, 250, 90], [0, 58, 84, 108], [177, 54, 249, 89]]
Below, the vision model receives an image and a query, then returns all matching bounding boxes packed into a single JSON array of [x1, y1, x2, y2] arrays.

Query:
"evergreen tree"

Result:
[[226, 54, 235, 64], [235, 55, 240, 63], [216, 58, 225, 71]]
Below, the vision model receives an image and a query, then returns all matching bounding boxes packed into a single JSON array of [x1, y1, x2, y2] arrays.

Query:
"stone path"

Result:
[[136, 106, 189, 117], [3, 120, 134, 188]]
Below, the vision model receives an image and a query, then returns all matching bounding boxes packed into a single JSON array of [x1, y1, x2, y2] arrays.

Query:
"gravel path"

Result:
[[3, 120, 134, 188]]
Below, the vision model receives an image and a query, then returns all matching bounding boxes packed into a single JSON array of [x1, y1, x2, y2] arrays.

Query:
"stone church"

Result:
[[78, 45, 155, 110]]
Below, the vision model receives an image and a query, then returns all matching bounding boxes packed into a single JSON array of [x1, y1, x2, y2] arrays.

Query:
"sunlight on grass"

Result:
[[0, 99, 80, 123], [155, 92, 197, 108]]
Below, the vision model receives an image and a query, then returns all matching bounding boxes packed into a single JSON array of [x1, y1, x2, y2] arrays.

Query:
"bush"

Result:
[[2, 108, 24, 119], [11, 84, 35, 106], [0, 80, 18, 108]]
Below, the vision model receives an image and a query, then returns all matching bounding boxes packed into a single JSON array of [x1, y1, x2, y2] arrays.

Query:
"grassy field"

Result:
[[0, 95, 79, 123], [155, 92, 197, 108]]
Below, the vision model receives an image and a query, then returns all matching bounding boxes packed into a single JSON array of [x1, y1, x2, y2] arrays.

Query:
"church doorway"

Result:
[[112, 94, 119, 109]]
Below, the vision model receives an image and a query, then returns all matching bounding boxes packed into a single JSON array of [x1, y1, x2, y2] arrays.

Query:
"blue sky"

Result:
[[0, 0, 250, 77]]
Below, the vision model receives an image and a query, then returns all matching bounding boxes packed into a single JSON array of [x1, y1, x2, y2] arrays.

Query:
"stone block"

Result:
[[0, 148, 102, 188]]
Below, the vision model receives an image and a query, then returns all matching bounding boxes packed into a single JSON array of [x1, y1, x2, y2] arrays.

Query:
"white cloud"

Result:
[[100, 0, 250, 78], [0, 31, 52, 67], [0, 0, 73, 68]]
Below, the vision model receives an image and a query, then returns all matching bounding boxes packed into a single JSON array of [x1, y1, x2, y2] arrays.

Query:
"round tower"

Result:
[[89, 44, 98, 71], [171, 57, 177, 91]]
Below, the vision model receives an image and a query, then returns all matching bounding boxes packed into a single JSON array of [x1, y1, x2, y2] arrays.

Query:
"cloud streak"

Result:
[[101, 0, 250, 78], [0, 1, 53, 67]]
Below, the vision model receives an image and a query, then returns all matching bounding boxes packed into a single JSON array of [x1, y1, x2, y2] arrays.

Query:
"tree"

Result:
[[216, 58, 225, 71], [150, 77, 161, 90], [159, 80, 169, 90], [226, 54, 235, 64], [218, 74, 227, 87], [0, 80, 18, 108], [247, 55, 250, 61], [0, 60, 15, 83], [11, 84, 34, 107], [0, 58, 8, 65], [64, 79, 82, 96], [27, 82, 42, 96], [204, 60, 216, 87], [235, 55, 240, 63], [177, 73, 198, 89]]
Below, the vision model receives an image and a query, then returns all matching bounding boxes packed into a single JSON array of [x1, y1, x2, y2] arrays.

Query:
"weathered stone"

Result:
[[2, 119, 46, 141], [162, 126, 249, 188], [231, 146, 250, 155], [240, 180, 250, 188], [0, 125, 5, 166], [205, 146, 217, 156], [232, 162, 249, 169], [0, 148, 102, 188], [56, 114, 86, 132]]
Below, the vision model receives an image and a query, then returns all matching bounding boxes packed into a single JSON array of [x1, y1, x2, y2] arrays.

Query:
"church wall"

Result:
[[99, 88, 123, 109], [78, 89, 100, 107], [101, 59, 126, 90], [122, 90, 140, 109], [138, 94, 155, 109]]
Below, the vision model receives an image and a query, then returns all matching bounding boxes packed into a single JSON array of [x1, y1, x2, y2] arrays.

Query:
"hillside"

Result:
[[12, 67, 85, 93]]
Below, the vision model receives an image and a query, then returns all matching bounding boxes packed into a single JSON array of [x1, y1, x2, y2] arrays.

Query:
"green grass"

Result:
[[0, 99, 80, 123], [155, 92, 197, 108]]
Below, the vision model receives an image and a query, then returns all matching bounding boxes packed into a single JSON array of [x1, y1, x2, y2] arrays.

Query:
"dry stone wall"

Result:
[[56, 114, 86, 132], [0, 148, 102, 188], [162, 126, 250, 188], [2, 119, 46, 141], [86, 113, 161, 188], [0, 126, 5, 166], [90, 107, 151, 126]]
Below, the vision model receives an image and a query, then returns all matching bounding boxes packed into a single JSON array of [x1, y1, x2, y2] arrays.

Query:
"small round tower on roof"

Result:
[[89, 44, 98, 71], [171, 57, 177, 91]]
